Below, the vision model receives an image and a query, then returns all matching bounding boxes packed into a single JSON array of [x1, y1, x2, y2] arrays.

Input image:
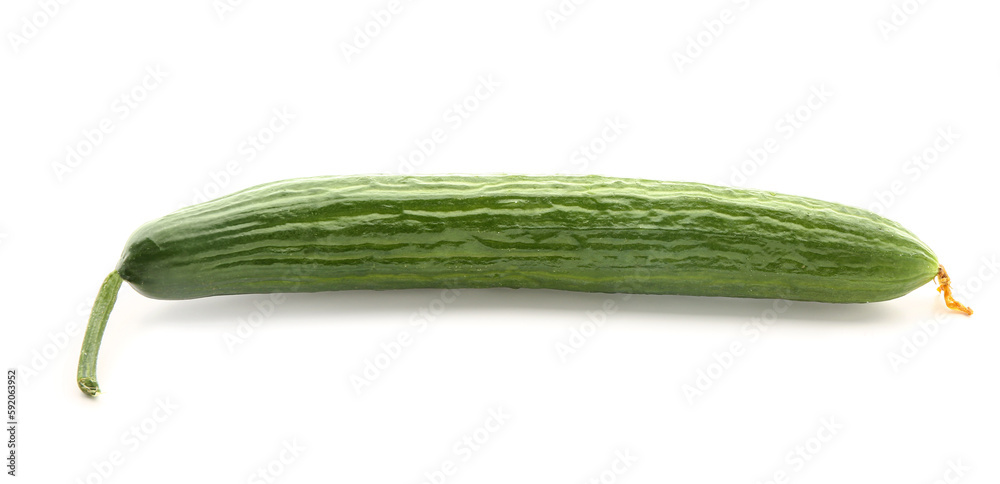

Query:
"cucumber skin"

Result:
[[115, 175, 939, 304]]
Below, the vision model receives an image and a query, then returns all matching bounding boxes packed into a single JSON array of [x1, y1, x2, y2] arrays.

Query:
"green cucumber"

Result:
[[78, 174, 970, 395]]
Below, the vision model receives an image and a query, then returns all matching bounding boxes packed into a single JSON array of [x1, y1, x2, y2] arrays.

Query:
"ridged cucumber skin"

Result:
[[115, 175, 939, 304]]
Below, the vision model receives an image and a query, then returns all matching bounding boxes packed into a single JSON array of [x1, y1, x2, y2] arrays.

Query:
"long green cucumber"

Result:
[[78, 174, 971, 395]]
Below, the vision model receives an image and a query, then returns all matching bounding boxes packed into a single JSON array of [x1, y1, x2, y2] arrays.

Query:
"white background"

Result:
[[2, 1, 999, 482]]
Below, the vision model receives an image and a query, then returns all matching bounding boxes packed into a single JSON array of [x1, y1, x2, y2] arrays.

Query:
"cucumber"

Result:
[[78, 174, 971, 395]]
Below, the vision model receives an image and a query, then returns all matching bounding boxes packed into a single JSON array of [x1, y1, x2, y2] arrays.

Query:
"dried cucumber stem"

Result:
[[77, 271, 124, 396], [936, 265, 973, 316]]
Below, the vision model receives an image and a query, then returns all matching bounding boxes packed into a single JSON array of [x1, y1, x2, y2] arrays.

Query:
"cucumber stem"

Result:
[[936, 265, 972, 316], [77, 271, 124, 396]]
